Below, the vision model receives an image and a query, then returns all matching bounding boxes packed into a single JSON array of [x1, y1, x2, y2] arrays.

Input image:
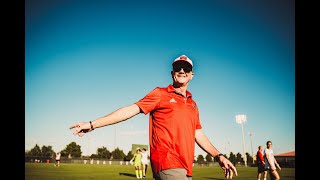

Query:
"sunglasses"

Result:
[[173, 65, 193, 73]]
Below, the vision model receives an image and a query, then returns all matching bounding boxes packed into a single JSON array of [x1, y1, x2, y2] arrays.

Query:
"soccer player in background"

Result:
[[141, 148, 150, 178], [54, 152, 61, 167], [256, 146, 267, 180], [264, 141, 281, 180], [130, 148, 143, 179]]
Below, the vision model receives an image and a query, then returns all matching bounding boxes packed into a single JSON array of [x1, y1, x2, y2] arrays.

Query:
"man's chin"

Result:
[[174, 81, 188, 86]]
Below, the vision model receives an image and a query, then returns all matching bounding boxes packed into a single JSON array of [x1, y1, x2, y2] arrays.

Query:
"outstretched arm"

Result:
[[195, 129, 238, 179], [69, 104, 141, 137]]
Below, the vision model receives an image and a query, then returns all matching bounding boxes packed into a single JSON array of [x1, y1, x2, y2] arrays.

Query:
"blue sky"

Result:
[[25, 0, 295, 157]]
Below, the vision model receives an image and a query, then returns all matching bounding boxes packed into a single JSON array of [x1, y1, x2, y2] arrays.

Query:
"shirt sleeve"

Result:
[[265, 149, 271, 155], [135, 87, 161, 115], [258, 151, 264, 161]]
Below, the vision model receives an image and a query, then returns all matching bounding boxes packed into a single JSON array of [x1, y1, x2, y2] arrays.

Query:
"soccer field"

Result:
[[25, 163, 295, 180]]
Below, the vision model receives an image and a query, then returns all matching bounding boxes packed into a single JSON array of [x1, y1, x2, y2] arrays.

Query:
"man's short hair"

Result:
[[266, 141, 272, 145]]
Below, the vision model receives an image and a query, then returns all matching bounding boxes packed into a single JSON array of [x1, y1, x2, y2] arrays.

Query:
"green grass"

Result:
[[25, 163, 295, 180]]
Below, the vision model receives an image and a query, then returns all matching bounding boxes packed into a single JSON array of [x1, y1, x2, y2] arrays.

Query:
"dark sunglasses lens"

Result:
[[173, 66, 192, 72], [173, 66, 181, 72], [184, 66, 192, 72]]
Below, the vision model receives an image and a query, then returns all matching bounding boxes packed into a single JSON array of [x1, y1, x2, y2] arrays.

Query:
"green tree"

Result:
[[97, 146, 111, 159], [111, 147, 125, 160], [125, 150, 134, 161], [61, 142, 82, 158], [90, 154, 99, 158], [197, 154, 205, 164], [205, 153, 212, 162], [29, 144, 42, 156], [228, 152, 236, 165], [41, 145, 55, 157], [236, 152, 243, 164], [246, 152, 253, 165]]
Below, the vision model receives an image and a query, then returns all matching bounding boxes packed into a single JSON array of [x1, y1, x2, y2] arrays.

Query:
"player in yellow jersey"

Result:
[[130, 148, 143, 179]]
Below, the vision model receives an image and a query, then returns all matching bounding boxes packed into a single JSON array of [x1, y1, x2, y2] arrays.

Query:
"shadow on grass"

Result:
[[119, 172, 136, 178], [202, 177, 225, 180]]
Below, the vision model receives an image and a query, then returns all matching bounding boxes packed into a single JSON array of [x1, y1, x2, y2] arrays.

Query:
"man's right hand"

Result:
[[217, 155, 238, 179], [69, 122, 93, 137]]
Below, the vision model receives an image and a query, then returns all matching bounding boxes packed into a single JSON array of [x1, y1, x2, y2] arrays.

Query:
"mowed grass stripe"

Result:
[[25, 163, 295, 180]]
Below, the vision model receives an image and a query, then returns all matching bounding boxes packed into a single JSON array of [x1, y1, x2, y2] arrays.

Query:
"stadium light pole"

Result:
[[248, 132, 254, 164], [235, 114, 247, 167], [114, 125, 117, 150], [87, 136, 90, 156], [227, 140, 231, 157]]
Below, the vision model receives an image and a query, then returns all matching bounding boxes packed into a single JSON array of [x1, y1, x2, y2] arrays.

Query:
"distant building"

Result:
[[274, 151, 295, 168]]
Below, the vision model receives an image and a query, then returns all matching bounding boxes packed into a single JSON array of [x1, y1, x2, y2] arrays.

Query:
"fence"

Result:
[[25, 156, 294, 168]]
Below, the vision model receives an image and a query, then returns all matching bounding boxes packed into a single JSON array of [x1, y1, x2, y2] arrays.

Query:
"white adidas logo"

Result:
[[169, 98, 177, 103]]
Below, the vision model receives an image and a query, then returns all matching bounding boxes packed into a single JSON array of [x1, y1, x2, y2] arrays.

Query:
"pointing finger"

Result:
[[69, 124, 79, 129]]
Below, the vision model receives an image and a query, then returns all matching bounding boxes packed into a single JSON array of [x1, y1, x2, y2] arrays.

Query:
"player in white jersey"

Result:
[[264, 141, 281, 180], [141, 148, 150, 178]]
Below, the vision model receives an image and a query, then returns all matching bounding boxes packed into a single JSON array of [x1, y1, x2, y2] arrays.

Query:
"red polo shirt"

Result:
[[135, 84, 202, 177]]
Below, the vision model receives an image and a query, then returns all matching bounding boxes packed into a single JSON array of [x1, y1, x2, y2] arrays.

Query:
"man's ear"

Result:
[[190, 72, 194, 80]]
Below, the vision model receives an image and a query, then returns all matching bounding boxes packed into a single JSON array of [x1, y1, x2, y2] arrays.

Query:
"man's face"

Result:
[[171, 61, 194, 85]]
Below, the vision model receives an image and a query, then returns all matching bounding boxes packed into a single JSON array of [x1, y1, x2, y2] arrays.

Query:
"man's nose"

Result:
[[177, 68, 185, 73]]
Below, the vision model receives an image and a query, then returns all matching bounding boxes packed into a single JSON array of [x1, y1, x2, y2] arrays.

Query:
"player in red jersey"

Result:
[[256, 146, 267, 180]]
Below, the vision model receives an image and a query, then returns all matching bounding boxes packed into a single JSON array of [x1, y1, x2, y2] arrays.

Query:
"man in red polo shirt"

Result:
[[70, 55, 238, 179]]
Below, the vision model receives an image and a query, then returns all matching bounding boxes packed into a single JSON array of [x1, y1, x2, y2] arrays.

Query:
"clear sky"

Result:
[[25, 0, 295, 157]]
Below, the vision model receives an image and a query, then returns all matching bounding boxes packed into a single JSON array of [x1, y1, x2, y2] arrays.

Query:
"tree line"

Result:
[[25, 142, 254, 164]]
